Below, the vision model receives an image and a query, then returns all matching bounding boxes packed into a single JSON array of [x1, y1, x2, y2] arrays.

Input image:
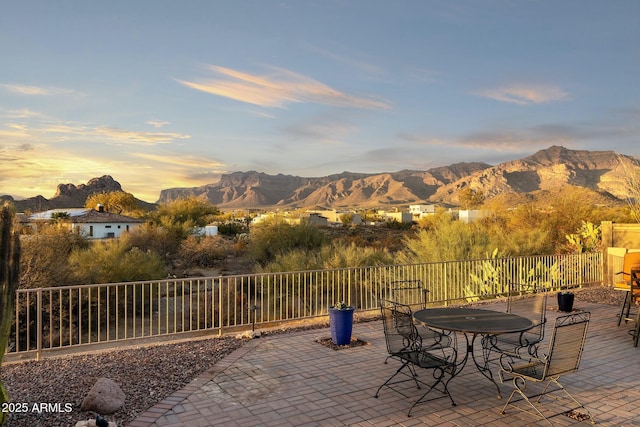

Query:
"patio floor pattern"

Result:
[[127, 300, 640, 427]]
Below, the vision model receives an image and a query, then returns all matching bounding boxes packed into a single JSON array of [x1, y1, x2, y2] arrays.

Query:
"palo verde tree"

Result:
[[85, 191, 141, 216], [458, 187, 485, 210], [1, 203, 20, 425], [149, 196, 220, 240]]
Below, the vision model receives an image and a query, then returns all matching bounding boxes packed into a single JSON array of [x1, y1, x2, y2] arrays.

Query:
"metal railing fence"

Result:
[[8, 252, 602, 360]]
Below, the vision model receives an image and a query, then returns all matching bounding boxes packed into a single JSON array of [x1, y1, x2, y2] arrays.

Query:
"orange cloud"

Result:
[[178, 65, 391, 110], [476, 83, 568, 105]]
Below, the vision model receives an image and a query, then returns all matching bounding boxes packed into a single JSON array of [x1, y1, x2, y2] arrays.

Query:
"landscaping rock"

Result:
[[74, 418, 117, 427], [80, 378, 126, 414]]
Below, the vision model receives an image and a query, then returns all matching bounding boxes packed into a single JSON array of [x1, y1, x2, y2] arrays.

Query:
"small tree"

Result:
[[618, 155, 640, 223], [459, 188, 485, 210], [85, 191, 141, 215], [50, 211, 70, 223], [150, 196, 220, 240], [1, 203, 20, 426]]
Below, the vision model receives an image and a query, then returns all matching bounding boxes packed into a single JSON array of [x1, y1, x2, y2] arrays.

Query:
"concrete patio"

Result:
[[128, 300, 639, 427]]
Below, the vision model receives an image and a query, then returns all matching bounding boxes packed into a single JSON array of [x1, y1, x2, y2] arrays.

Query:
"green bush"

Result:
[[218, 222, 247, 236], [178, 235, 236, 268], [398, 214, 497, 263], [68, 238, 166, 284], [248, 222, 326, 264], [126, 223, 181, 262], [19, 224, 88, 288], [258, 241, 392, 273]]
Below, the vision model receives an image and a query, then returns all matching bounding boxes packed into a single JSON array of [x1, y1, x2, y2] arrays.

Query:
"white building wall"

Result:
[[72, 222, 140, 239]]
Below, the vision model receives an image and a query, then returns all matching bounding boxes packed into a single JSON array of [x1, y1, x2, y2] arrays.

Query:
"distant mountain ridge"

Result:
[[158, 146, 639, 208], [2, 146, 639, 211]]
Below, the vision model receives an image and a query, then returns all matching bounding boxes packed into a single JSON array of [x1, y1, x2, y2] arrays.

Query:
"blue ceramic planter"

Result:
[[329, 306, 354, 345]]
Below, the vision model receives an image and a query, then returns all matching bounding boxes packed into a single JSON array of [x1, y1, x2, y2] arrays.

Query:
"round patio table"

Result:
[[413, 307, 534, 398]]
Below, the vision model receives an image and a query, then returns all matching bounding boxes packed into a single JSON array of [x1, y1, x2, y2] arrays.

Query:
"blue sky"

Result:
[[1, 0, 638, 203]]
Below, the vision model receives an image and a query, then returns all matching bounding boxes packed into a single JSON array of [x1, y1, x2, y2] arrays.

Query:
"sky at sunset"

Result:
[[1, 0, 638, 203]]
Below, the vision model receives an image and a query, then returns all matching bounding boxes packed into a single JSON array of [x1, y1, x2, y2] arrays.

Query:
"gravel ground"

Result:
[[0, 285, 624, 427], [1, 337, 245, 427]]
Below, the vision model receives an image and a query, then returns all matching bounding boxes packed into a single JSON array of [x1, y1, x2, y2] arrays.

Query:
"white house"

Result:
[[458, 209, 488, 224], [24, 206, 143, 239], [409, 204, 436, 218]]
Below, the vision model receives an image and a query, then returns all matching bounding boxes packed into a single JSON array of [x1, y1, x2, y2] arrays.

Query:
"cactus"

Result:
[[0, 203, 20, 426]]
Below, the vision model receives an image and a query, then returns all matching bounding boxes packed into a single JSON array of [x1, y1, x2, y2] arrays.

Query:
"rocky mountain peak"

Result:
[[54, 175, 122, 198]]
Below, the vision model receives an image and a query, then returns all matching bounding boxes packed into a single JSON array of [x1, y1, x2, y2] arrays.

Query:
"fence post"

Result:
[[36, 288, 42, 361], [217, 278, 223, 336]]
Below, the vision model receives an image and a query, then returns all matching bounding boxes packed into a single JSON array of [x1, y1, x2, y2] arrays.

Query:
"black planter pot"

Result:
[[557, 292, 575, 312]]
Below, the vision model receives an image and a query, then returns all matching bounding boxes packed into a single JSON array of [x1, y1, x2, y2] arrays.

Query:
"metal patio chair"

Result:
[[498, 311, 595, 425], [615, 251, 640, 326], [486, 284, 548, 357], [626, 270, 640, 347], [375, 299, 457, 417], [389, 280, 452, 350]]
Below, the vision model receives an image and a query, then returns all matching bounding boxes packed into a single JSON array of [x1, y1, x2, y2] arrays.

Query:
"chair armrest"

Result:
[[498, 352, 545, 373]]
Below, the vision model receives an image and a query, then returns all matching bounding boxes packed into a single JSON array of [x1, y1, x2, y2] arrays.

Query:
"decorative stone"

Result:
[[80, 378, 126, 414], [74, 419, 117, 427]]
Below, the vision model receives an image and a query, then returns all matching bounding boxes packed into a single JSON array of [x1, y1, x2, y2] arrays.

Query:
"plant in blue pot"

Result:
[[329, 301, 355, 345]]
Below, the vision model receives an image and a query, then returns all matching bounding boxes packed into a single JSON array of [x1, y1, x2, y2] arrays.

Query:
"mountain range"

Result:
[[2, 146, 639, 212]]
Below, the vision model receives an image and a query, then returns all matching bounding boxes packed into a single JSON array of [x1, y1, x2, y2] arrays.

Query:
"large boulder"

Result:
[[80, 378, 125, 414]]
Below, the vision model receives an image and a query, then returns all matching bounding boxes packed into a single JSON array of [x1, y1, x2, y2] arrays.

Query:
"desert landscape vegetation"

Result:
[[1, 146, 640, 426]]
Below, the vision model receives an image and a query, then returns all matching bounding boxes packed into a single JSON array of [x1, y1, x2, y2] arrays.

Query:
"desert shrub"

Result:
[[178, 235, 236, 268], [68, 238, 166, 284], [218, 222, 247, 236], [19, 224, 89, 288], [149, 196, 220, 240], [257, 241, 392, 273], [397, 214, 497, 263], [126, 223, 181, 262], [248, 222, 326, 264]]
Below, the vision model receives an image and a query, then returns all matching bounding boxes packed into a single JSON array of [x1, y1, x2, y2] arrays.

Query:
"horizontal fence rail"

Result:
[[7, 253, 602, 360]]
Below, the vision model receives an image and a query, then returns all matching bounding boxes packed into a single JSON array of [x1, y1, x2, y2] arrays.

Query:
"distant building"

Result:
[[409, 204, 436, 218], [23, 205, 143, 239], [194, 225, 219, 236], [385, 211, 413, 224], [301, 213, 329, 227], [458, 209, 488, 224], [308, 209, 362, 226]]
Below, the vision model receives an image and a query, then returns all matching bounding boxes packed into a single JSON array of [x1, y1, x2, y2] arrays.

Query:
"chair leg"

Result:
[[407, 368, 456, 417], [541, 378, 596, 425], [500, 378, 552, 426], [500, 377, 595, 425], [374, 360, 419, 399], [618, 291, 630, 326], [632, 308, 640, 347]]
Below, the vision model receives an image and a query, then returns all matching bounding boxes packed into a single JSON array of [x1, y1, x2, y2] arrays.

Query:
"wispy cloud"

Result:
[[0, 83, 74, 96], [399, 122, 598, 152], [96, 127, 191, 145], [0, 116, 191, 147], [305, 44, 384, 77], [147, 119, 170, 128], [132, 152, 228, 186], [178, 65, 391, 110], [280, 113, 356, 144], [4, 108, 46, 119], [132, 152, 226, 169], [475, 83, 568, 105]]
